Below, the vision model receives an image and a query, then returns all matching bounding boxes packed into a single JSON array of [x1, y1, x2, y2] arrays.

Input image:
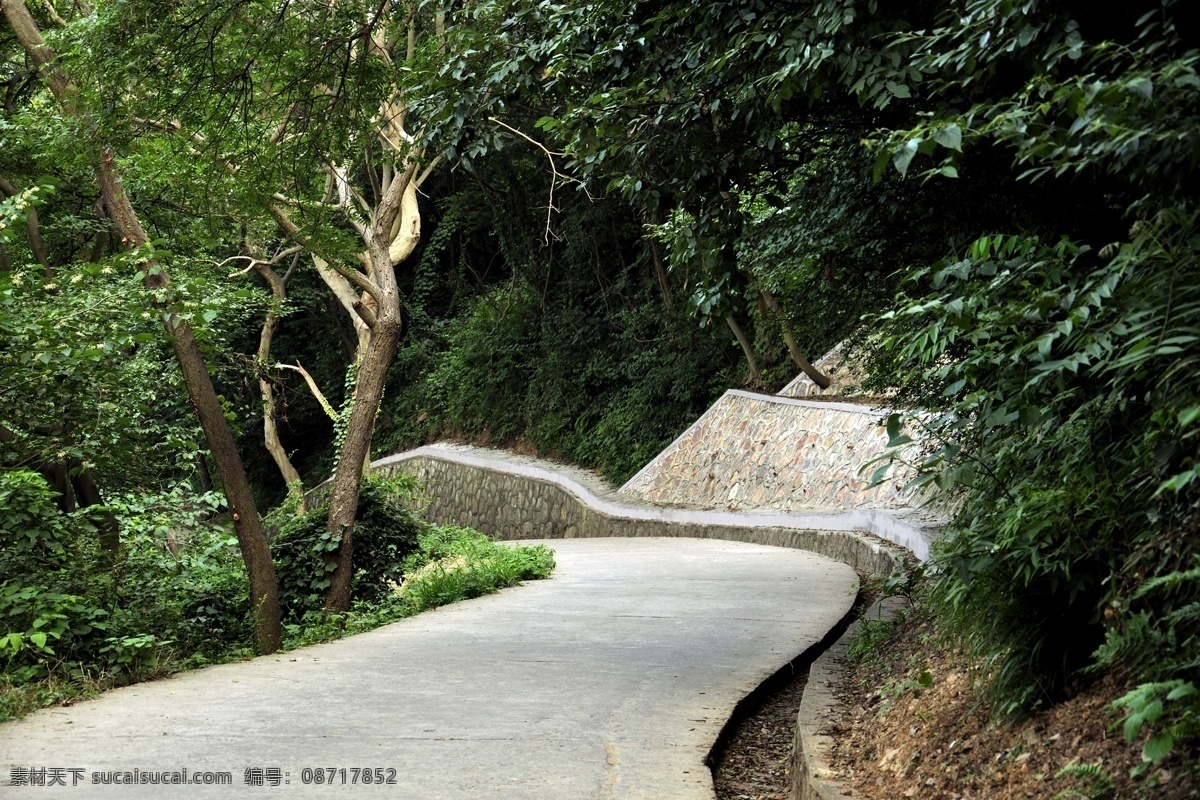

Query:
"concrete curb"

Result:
[[706, 583, 866, 772], [790, 596, 910, 800]]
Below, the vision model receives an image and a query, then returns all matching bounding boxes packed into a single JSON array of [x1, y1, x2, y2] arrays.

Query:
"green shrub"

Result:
[[871, 216, 1200, 726], [271, 474, 423, 619], [102, 485, 253, 664], [396, 525, 556, 613], [0, 472, 251, 684], [0, 471, 110, 678]]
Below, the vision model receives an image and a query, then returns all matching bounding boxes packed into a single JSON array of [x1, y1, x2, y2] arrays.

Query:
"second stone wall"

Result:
[[618, 390, 922, 514]]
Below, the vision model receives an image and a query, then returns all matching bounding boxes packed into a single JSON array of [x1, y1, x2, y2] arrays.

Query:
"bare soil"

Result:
[[713, 606, 1199, 800]]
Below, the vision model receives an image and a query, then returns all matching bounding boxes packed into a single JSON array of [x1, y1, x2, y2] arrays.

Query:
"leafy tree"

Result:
[[2, 0, 282, 652], [855, 0, 1200, 742]]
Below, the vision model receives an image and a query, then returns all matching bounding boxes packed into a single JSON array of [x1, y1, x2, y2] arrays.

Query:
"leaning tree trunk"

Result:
[[322, 167, 416, 614], [724, 314, 762, 386], [3, 0, 282, 653], [759, 288, 831, 389], [97, 158, 282, 652]]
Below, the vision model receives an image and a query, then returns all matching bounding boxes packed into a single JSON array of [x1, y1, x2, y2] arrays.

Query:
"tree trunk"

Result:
[[97, 156, 281, 652], [724, 314, 762, 386], [253, 262, 305, 512], [322, 166, 415, 614], [648, 238, 673, 313], [51, 459, 76, 512], [759, 289, 831, 389], [0, 172, 51, 274], [195, 453, 213, 493], [3, 0, 282, 653], [259, 328, 306, 513], [72, 463, 120, 557]]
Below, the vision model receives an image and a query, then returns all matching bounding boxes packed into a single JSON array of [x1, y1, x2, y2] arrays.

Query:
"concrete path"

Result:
[[1, 538, 857, 799]]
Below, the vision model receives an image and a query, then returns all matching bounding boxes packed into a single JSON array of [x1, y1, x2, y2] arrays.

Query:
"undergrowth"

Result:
[[0, 470, 554, 721], [279, 524, 555, 649]]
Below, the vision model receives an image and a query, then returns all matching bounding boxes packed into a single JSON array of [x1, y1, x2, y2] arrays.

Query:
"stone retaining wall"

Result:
[[619, 390, 924, 514], [316, 444, 932, 570]]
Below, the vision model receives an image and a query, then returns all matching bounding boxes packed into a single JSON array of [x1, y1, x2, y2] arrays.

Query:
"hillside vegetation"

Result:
[[2, 0, 1197, 783]]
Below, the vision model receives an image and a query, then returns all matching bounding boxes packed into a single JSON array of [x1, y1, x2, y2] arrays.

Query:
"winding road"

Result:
[[1, 537, 857, 799]]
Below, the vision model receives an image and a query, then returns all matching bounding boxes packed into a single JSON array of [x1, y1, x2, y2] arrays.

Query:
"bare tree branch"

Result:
[[36, 0, 68, 27], [220, 244, 304, 276], [277, 360, 338, 421], [488, 116, 591, 245], [415, 152, 445, 189]]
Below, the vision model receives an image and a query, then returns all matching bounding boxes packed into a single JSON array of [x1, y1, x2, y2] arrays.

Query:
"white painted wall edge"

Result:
[[373, 443, 933, 561], [724, 389, 898, 417]]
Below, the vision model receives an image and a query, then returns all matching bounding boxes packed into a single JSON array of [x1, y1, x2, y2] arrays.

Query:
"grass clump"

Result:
[[396, 525, 556, 613], [278, 524, 554, 650]]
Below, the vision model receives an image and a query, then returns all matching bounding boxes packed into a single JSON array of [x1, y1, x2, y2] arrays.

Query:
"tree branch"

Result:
[[488, 116, 591, 245], [277, 360, 338, 421], [37, 0, 69, 27], [266, 201, 383, 308], [760, 288, 831, 389], [415, 152, 444, 190], [220, 244, 303, 277], [2, 0, 73, 104], [310, 252, 375, 334]]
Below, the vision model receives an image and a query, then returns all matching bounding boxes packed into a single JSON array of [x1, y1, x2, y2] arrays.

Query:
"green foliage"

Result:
[[0, 471, 110, 678], [4, 2, 1196, 771], [0, 471, 252, 694], [1, 465, 555, 717], [277, 526, 554, 649], [1052, 762, 1114, 800], [846, 614, 905, 663], [832, 4, 1200, 765], [871, 558, 927, 604], [0, 181, 53, 246], [379, 185, 735, 484], [873, 208, 1200, 717], [1095, 556, 1200, 685], [271, 474, 423, 619], [388, 279, 731, 483], [395, 525, 556, 614], [1113, 680, 1199, 775]]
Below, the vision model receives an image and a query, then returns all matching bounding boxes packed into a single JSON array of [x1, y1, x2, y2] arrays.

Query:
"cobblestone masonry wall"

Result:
[[618, 391, 926, 515], [309, 444, 929, 571]]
